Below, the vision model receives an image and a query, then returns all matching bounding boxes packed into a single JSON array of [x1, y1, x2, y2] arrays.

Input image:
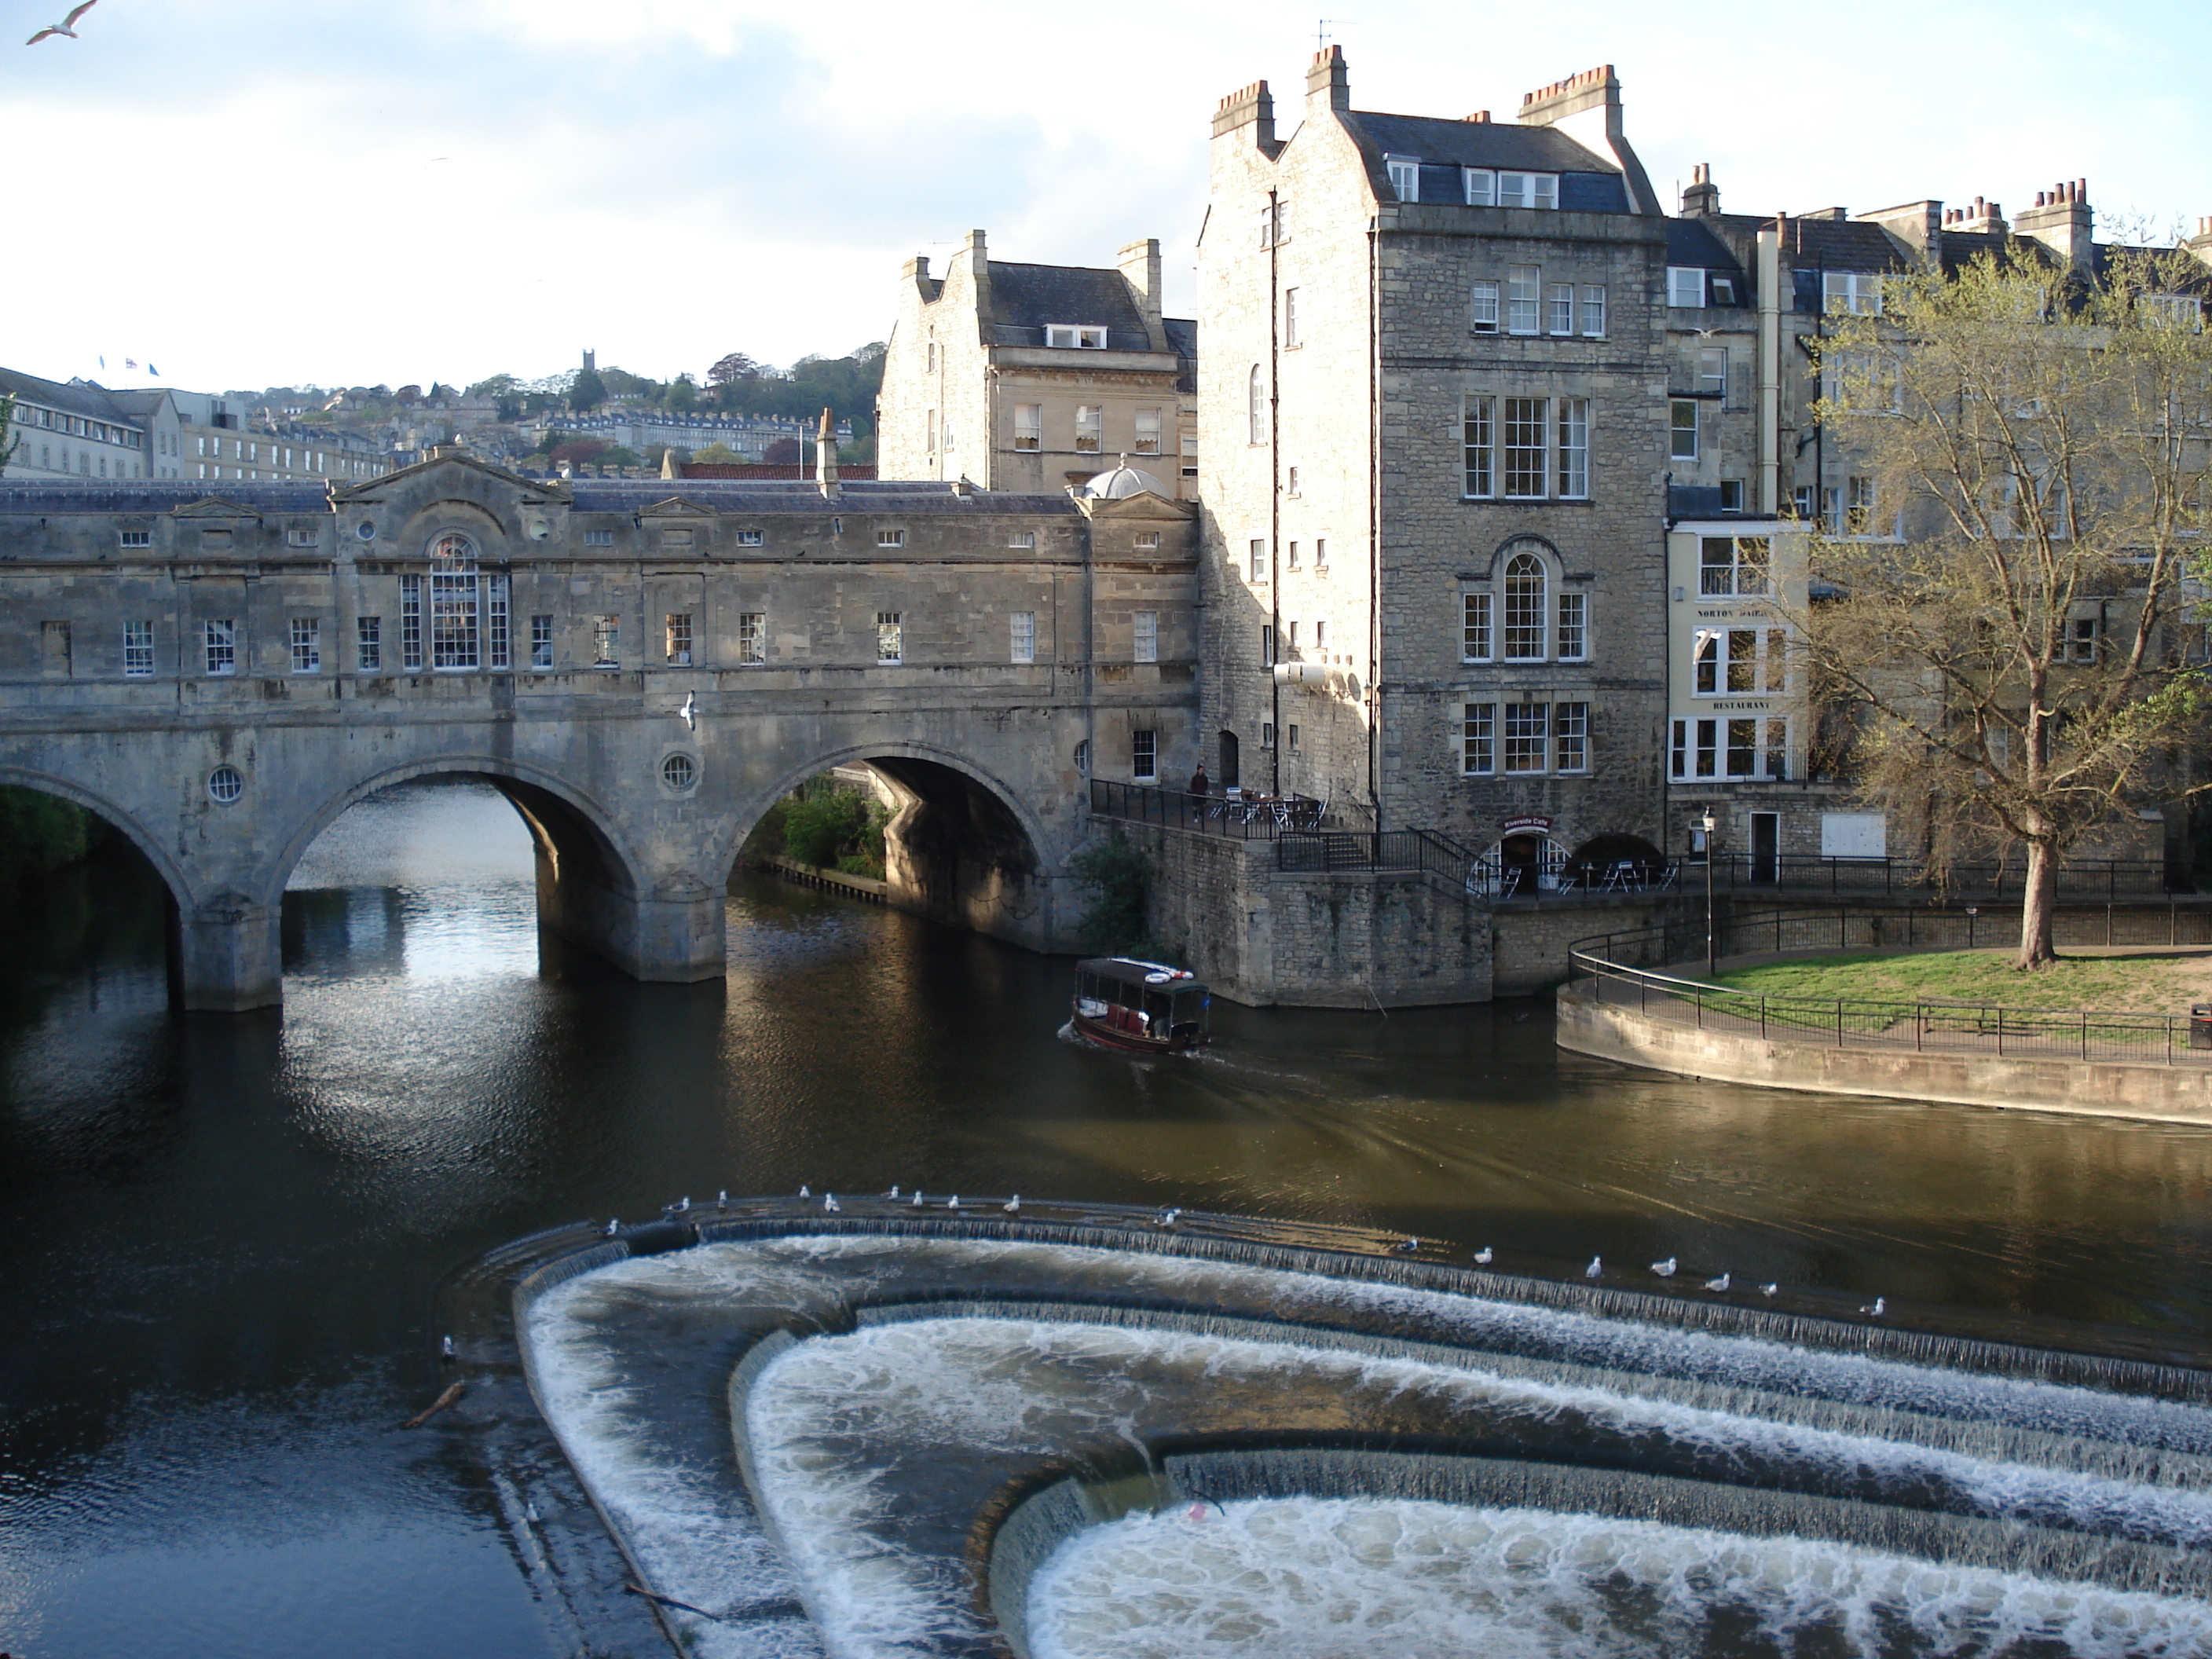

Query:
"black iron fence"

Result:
[[1567, 908, 2212, 1068], [1274, 829, 1478, 878], [1696, 855, 2170, 899], [1089, 779, 1324, 840]]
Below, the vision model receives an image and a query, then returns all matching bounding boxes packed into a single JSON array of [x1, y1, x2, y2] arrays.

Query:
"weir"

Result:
[[454, 1199, 2212, 1657]]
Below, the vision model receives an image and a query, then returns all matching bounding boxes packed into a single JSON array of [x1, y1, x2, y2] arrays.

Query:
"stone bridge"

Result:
[[0, 454, 1198, 1009]]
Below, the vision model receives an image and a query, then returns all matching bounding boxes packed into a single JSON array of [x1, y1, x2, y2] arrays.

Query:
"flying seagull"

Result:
[[27, 0, 97, 44], [677, 690, 697, 731]]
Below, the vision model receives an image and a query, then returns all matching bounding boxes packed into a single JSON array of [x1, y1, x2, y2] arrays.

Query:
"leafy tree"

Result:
[[707, 351, 761, 388], [667, 373, 700, 412], [595, 445, 639, 469], [467, 373, 525, 421], [568, 366, 607, 412], [1806, 248, 2212, 969], [0, 785, 93, 889], [551, 438, 611, 467], [762, 438, 800, 465], [690, 443, 744, 465]]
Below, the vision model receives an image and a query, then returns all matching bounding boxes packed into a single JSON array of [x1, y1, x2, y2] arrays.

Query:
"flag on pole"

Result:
[[125, 358, 138, 372]]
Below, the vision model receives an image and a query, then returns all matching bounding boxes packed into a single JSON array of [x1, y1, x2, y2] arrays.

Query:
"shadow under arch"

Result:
[[267, 757, 649, 976], [726, 741, 1058, 950], [0, 764, 196, 911]]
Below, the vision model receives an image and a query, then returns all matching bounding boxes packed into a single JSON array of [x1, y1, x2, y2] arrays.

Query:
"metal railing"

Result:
[[1090, 778, 1326, 840], [1568, 908, 2212, 1069], [1275, 828, 1478, 877], [1695, 854, 2171, 899]]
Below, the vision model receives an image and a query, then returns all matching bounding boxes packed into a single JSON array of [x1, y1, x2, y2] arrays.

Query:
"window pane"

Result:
[[877, 611, 903, 662], [1669, 400, 1699, 461], [1556, 591, 1585, 660], [1579, 284, 1606, 337], [1502, 398, 1546, 498], [1463, 168, 1494, 206], [1503, 704, 1547, 771], [1507, 266, 1540, 335], [1556, 398, 1588, 498], [1547, 283, 1573, 335], [1463, 702, 1494, 775], [1503, 552, 1545, 658], [1463, 591, 1491, 661], [1011, 610, 1036, 664], [1555, 701, 1588, 772], [1133, 611, 1157, 664], [1463, 397, 1493, 496], [1470, 281, 1499, 334]]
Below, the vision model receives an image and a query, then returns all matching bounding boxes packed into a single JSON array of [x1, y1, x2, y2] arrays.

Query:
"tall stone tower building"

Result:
[[1201, 50, 1672, 877]]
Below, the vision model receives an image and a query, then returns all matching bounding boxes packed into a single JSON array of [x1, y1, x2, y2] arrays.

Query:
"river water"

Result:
[[1, 778, 2207, 1658]]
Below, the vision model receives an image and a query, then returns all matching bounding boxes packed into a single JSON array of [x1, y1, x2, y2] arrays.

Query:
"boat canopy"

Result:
[[1076, 958, 1207, 997]]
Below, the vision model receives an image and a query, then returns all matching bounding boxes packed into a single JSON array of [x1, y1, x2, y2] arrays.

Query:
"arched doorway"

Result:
[[1469, 833, 1570, 897], [1218, 730, 1241, 790]]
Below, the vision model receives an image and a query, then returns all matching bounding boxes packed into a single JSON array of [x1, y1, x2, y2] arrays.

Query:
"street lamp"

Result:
[[1702, 809, 1720, 981]]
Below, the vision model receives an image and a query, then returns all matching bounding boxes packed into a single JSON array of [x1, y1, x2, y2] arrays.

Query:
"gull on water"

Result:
[[1157, 1207, 1181, 1228], [1704, 1272, 1731, 1293], [1650, 1257, 1678, 1277], [1473, 1247, 1492, 1265], [1585, 1256, 1602, 1279]]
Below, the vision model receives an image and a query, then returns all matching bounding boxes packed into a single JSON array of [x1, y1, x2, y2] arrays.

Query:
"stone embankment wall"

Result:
[[1556, 987, 2212, 1126], [1108, 819, 1489, 1008]]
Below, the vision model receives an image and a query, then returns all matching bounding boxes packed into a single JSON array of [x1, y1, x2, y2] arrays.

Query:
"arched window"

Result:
[[424, 533, 511, 671], [1502, 550, 1546, 660], [1248, 365, 1266, 445]]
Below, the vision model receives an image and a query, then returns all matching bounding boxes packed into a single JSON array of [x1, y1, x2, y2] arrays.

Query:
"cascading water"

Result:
[[476, 1201, 2212, 1659]]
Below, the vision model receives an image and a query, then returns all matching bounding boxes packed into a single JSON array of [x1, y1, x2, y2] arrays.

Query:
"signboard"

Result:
[[1500, 814, 1553, 834]]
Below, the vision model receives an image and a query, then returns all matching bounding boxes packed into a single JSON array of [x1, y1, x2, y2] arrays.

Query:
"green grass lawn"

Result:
[[1715, 950, 2212, 1016]]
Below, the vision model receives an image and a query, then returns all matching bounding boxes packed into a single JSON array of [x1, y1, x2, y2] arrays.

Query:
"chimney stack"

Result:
[[815, 408, 839, 499], [1212, 79, 1277, 148], [2185, 216, 2212, 272], [2016, 178, 2093, 272], [1306, 45, 1349, 112], [1681, 162, 1719, 218]]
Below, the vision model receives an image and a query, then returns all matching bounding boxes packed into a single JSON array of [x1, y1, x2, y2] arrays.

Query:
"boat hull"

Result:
[[1071, 1009, 1206, 1055]]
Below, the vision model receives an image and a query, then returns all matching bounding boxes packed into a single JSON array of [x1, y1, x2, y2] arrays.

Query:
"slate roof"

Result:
[[0, 481, 328, 515], [1666, 220, 1752, 304], [985, 262, 1157, 352], [567, 480, 1080, 517], [0, 366, 137, 423], [1346, 112, 1617, 174]]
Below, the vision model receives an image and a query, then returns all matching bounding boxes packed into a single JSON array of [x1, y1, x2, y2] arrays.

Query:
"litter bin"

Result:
[[2192, 1005, 2212, 1050]]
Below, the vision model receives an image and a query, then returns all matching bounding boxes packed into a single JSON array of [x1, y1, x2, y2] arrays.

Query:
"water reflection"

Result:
[[0, 780, 2207, 1657]]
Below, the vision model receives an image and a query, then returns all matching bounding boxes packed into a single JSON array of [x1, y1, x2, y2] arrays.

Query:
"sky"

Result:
[[4, 0, 2208, 397]]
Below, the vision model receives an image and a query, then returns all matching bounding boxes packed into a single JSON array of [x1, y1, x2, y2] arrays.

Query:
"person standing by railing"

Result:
[[1187, 764, 1209, 828]]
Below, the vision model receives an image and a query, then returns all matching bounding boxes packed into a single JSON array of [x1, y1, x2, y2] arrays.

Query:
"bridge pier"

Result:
[[174, 891, 284, 1013]]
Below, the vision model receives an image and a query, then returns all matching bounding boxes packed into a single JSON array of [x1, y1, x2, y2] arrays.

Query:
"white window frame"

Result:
[[665, 612, 693, 666], [1463, 167, 1495, 207], [1249, 537, 1268, 580], [876, 611, 903, 664], [1502, 703, 1548, 773], [1470, 280, 1500, 335], [1133, 610, 1159, 664], [1463, 701, 1496, 775], [1501, 551, 1547, 661], [526, 613, 549, 670], [1009, 530, 1036, 550], [1133, 407, 1162, 453], [1823, 271, 1884, 316], [1500, 397, 1547, 500], [1075, 405, 1102, 454], [1668, 266, 1707, 308], [1045, 324, 1108, 350], [1497, 170, 1558, 210], [1013, 404, 1042, 450], [1462, 590, 1492, 662], [1555, 701, 1589, 773], [1556, 591, 1587, 661], [290, 617, 321, 675], [203, 618, 236, 676], [1010, 610, 1037, 665], [1132, 729, 1158, 782], [738, 612, 766, 665], [1507, 266, 1540, 335], [1386, 155, 1419, 201], [123, 620, 154, 676], [1463, 397, 1494, 498], [877, 528, 906, 547], [1556, 398, 1589, 499], [1697, 346, 1727, 395], [1670, 399, 1700, 461], [1282, 288, 1301, 348], [1547, 283, 1575, 336]]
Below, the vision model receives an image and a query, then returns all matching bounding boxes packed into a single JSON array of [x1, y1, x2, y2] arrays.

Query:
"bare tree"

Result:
[[1805, 248, 2212, 969]]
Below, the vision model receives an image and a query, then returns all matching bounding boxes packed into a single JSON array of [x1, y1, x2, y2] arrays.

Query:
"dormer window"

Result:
[[1822, 272, 1884, 317], [1668, 267, 1707, 308], [1046, 324, 1108, 350], [1497, 171, 1558, 210], [1710, 275, 1740, 306], [1386, 156, 1419, 202]]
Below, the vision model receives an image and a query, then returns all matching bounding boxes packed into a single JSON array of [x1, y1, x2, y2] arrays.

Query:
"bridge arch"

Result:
[[0, 763, 196, 912], [723, 739, 1065, 949], [262, 755, 647, 914]]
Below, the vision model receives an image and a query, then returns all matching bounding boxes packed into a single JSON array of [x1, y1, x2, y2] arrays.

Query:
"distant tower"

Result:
[[581, 349, 596, 372]]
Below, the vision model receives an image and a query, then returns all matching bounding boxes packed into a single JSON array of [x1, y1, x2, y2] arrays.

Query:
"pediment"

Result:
[[171, 496, 258, 518], [335, 451, 566, 506], [637, 496, 720, 519]]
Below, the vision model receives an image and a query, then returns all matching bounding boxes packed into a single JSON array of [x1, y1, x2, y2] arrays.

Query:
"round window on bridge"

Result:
[[661, 753, 698, 793], [207, 765, 244, 804]]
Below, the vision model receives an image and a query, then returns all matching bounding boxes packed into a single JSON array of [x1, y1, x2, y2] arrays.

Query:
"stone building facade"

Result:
[[1200, 51, 1672, 887], [877, 230, 1197, 500]]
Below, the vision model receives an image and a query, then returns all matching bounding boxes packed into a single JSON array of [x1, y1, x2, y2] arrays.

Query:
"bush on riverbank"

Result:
[[1718, 948, 2212, 1016], [773, 778, 890, 879], [1070, 834, 1177, 959], [0, 786, 98, 895]]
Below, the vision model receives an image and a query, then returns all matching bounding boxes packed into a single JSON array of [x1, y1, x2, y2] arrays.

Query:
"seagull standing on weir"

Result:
[[1704, 1273, 1731, 1293], [1473, 1247, 1492, 1265], [1003, 1195, 1020, 1213], [27, 1, 98, 44], [1650, 1257, 1678, 1278], [1585, 1256, 1602, 1280]]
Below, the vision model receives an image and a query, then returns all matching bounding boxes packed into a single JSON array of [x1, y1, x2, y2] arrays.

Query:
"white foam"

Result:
[[1028, 1497, 2212, 1659]]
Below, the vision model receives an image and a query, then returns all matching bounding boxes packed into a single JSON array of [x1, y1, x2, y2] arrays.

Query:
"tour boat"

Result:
[[1071, 958, 1211, 1053]]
